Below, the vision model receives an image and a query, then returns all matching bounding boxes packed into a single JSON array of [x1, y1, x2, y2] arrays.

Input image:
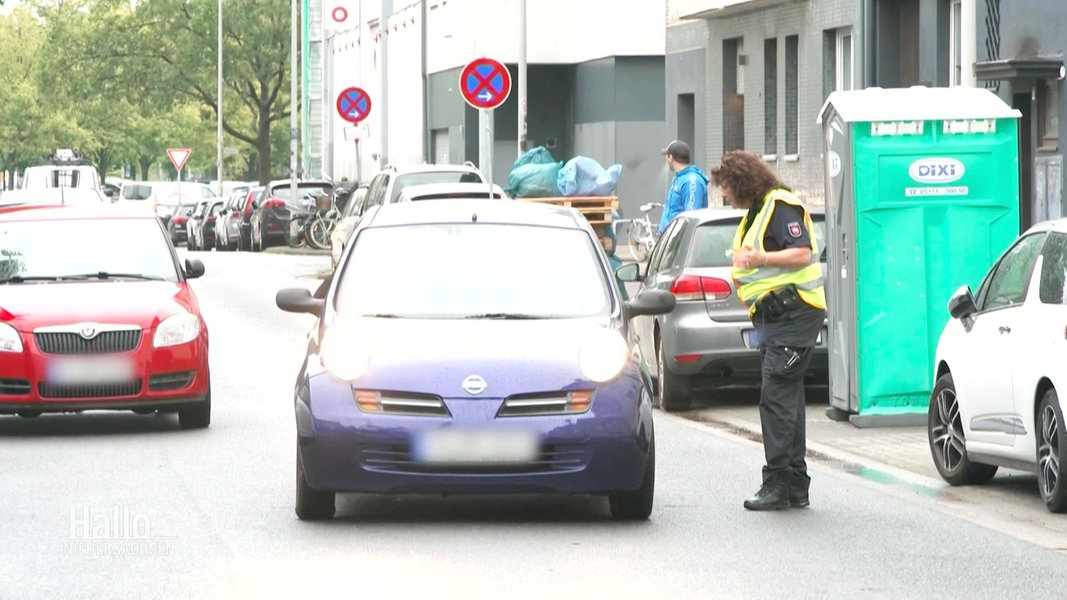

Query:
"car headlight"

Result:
[[153, 313, 200, 348], [0, 322, 24, 353], [320, 328, 371, 381], [578, 329, 629, 383]]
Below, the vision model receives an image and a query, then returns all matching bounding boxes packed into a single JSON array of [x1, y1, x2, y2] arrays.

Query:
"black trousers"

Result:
[[758, 344, 814, 490]]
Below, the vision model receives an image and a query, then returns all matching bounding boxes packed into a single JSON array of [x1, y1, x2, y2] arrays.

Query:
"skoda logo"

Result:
[[909, 157, 965, 184], [78, 324, 99, 340], [461, 375, 487, 395]]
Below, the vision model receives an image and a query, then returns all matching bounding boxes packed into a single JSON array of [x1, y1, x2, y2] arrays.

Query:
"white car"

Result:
[[929, 218, 1067, 512]]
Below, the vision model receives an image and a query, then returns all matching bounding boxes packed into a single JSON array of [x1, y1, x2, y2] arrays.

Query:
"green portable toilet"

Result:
[[817, 86, 1021, 427]]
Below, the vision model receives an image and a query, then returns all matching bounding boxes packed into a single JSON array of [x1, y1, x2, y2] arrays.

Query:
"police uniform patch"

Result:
[[787, 222, 802, 238]]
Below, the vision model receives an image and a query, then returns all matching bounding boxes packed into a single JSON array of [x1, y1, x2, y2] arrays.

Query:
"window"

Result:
[[723, 37, 745, 153], [1038, 80, 1060, 150], [785, 35, 799, 156], [977, 233, 1045, 311], [647, 220, 682, 275], [689, 217, 826, 268], [950, 0, 963, 86], [1039, 232, 1067, 304], [764, 38, 778, 156], [837, 30, 854, 91]]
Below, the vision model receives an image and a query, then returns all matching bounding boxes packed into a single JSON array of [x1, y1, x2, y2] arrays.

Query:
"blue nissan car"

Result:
[[276, 199, 675, 520]]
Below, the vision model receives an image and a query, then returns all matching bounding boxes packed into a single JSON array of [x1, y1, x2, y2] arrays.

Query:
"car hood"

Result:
[[315, 316, 623, 398], [0, 281, 195, 332]]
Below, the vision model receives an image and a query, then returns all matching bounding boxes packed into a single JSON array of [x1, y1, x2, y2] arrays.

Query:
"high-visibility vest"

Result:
[[731, 189, 826, 315]]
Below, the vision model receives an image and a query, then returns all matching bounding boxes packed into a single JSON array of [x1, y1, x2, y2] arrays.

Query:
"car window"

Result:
[[365, 175, 389, 211], [978, 232, 1045, 312], [0, 219, 179, 282], [121, 184, 152, 200], [390, 171, 483, 203], [658, 220, 689, 271], [1039, 232, 1067, 305], [647, 220, 682, 274], [335, 224, 610, 318], [688, 217, 826, 268]]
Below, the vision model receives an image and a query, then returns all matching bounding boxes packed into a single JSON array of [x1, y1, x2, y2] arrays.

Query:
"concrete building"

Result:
[[309, 0, 669, 218], [975, 0, 1066, 229]]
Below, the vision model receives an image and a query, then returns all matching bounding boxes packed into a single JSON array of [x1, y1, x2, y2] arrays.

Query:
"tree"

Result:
[[124, 0, 295, 184]]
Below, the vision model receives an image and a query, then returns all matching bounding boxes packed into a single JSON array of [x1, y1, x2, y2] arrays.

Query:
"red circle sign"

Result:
[[336, 87, 371, 124], [332, 6, 348, 23], [460, 58, 511, 110]]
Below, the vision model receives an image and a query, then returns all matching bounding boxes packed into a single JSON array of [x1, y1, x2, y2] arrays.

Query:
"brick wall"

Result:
[[701, 0, 859, 207]]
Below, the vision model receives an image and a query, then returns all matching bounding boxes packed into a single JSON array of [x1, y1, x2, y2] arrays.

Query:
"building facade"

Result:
[[308, 0, 669, 218], [976, 0, 1066, 229]]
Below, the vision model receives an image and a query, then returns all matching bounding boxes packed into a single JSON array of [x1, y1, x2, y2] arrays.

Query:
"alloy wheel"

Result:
[[931, 385, 966, 473], [1038, 402, 1061, 499]]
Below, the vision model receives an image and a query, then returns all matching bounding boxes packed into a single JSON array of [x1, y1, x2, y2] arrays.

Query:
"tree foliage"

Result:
[[0, 0, 296, 185]]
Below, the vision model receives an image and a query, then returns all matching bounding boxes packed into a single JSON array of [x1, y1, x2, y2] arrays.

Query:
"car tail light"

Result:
[[243, 197, 254, 216], [263, 197, 285, 209], [173, 215, 187, 225], [670, 275, 732, 302], [230, 210, 239, 218]]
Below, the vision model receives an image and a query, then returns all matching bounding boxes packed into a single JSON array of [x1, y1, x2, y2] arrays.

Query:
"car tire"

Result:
[[656, 335, 691, 412], [296, 444, 335, 521], [927, 373, 998, 485], [178, 382, 211, 430], [608, 431, 655, 520], [1036, 388, 1067, 513]]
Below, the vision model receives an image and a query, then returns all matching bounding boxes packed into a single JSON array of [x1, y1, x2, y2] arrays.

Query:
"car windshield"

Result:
[[335, 223, 611, 319], [392, 172, 484, 202], [689, 217, 827, 267], [0, 218, 178, 282]]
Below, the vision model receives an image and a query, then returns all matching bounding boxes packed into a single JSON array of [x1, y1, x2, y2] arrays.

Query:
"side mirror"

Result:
[[623, 288, 676, 320], [615, 262, 642, 282], [183, 258, 205, 279], [277, 287, 325, 317], [947, 285, 977, 320]]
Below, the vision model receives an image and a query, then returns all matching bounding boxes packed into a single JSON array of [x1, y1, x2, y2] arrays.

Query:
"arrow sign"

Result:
[[337, 86, 371, 124], [460, 57, 511, 110], [166, 148, 191, 171]]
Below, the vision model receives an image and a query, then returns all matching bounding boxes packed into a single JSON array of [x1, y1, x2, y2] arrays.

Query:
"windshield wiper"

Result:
[[58, 272, 165, 281], [463, 313, 553, 320], [0, 275, 62, 284]]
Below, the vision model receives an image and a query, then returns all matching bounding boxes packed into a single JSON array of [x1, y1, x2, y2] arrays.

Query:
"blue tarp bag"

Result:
[[557, 156, 622, 196], [505, 161, 563, 198]]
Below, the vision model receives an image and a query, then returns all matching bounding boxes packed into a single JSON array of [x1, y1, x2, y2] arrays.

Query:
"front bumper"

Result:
[[296, 367, 654, 495], [0, 335, 209, 414]]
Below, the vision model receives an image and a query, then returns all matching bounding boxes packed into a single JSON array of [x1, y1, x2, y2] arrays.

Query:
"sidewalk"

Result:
[[683, 394, 941, 483]]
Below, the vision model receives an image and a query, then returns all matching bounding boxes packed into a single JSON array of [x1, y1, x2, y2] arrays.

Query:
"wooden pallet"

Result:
[[520, 196, 618, 231]]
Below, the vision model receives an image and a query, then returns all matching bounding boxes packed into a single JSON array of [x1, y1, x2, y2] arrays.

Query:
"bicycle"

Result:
[[304, 194, 342, 250], [623, 202, 662, 263]]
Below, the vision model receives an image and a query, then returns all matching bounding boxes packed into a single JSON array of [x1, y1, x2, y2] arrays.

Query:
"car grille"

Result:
[[34, 330, 142, 355], [361, 443, 586, 474], [149, 371, 195, 391], [0, 378, 31, 395], [38, 380, 143, 399]]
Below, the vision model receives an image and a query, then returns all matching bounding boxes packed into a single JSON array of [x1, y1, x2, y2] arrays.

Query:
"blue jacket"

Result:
[[659, 165, 709, 233]]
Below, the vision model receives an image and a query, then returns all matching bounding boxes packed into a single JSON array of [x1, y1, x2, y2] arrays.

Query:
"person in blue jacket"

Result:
[[658, 140, 709, 233]]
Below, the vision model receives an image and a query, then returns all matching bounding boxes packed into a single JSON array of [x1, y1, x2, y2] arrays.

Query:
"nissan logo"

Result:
[[461, 375, 487, 395], [909, 157, 965, 184]]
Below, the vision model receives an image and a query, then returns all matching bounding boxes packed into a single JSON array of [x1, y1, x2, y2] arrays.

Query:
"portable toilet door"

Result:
[[817, 86, 1021, 427]]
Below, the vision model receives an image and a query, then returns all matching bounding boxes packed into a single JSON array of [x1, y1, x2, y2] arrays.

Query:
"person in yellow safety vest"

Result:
[[710, 150, 826, 512]]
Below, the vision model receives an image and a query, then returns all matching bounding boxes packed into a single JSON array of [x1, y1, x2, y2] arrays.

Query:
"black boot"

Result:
[[743, 480, 789, 511], [789, 471, 810, 508]]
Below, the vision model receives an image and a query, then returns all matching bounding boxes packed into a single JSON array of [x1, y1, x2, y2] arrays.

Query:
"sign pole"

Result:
[[355, 139, 363, 186], [459, 57, 511, 197]]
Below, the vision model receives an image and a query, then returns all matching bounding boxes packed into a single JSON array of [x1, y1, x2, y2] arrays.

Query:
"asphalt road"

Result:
[[2, 250, 1065, 599]]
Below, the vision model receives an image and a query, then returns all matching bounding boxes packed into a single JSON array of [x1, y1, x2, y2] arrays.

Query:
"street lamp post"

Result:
[[217, 0, 224, 197], [290, 0, 299, 202]]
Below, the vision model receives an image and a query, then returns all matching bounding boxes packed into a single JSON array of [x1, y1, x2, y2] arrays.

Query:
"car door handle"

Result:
[[998, 325, 1011, 334]]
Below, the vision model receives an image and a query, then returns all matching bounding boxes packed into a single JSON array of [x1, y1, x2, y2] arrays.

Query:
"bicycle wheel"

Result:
[[628, 220, 651, 263], [307, 218, 332, 250]]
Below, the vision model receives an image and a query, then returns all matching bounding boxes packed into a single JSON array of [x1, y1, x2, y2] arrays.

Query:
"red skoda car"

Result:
[[0, 204, 211, 428]]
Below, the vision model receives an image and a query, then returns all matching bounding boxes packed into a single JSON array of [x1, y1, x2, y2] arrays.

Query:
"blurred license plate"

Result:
[[48, 357, 134, 385], [413, 429, 539, 464]]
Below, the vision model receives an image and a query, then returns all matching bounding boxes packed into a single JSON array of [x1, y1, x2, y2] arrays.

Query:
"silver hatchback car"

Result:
[[623, 207, 828, 411]]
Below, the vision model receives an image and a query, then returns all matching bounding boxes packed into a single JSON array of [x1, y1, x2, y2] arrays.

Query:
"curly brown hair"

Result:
[[710, 150, 791, 208]]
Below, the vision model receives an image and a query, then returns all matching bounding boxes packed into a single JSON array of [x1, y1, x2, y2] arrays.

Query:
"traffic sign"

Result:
[[460, 58, 511, 110], [166, 148, 191, 171], [336, 87, 371, 124], [325, 1, 351, 31]]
